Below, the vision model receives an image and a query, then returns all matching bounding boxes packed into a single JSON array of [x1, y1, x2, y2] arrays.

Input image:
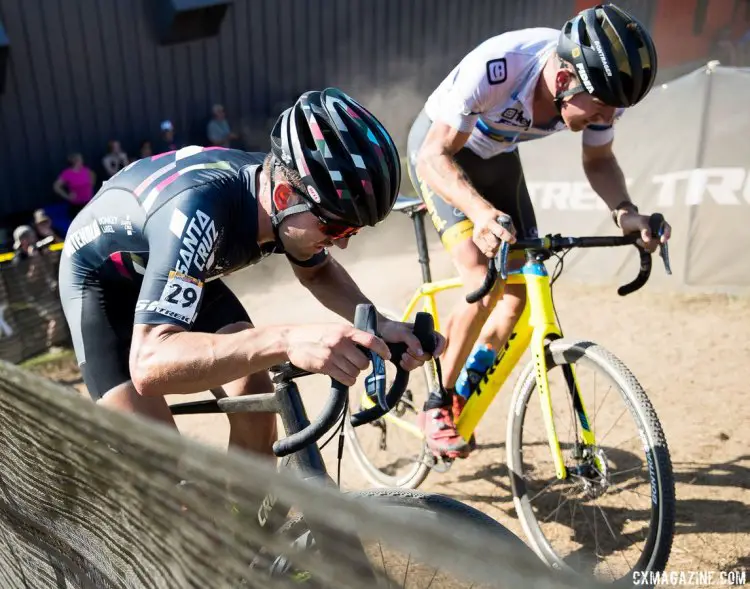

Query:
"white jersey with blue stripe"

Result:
[[424, 28, 624, 160]]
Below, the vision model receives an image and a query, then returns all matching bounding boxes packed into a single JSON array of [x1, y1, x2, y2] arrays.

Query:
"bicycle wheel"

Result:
[[255, 489, 534, 588], [345, 309, 433, 489], [507, 339, 675, 584]]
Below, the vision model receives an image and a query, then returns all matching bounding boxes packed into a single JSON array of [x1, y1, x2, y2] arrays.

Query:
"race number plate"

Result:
[[155, 271, 203, 324]]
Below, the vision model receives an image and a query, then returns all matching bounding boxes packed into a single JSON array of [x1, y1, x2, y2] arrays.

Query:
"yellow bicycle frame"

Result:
[[371, 251, 599, 481]]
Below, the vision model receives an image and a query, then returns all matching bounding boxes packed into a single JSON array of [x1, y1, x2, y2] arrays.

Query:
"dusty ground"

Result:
[[29, 215, 750, 586]]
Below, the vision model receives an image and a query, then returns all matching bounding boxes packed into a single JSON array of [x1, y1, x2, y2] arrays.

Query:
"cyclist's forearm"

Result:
[[583, 153, 631, 210], [132, 325, 289, 396], [417, 151, 493, 220], [296, 256, 379, 325]]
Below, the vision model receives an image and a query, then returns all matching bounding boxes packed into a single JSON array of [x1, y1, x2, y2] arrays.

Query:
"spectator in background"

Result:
[[139, 140, 153, 159], [156, 120, 184, 153], [713, 26, 738, 66], [738, 28, 750, 66], [102, 139, 130, 178], [33, 209, 63, 244], [206, 103, 239, 148], [12, 225, 38, 263], [53, 152, 96, 220]]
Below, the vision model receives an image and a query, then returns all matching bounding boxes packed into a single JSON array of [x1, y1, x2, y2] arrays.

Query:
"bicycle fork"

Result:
[[524, 274, 600, 481]]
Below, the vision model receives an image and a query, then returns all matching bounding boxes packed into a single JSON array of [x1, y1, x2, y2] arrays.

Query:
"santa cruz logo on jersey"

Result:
[[169, 208, 218, 274]]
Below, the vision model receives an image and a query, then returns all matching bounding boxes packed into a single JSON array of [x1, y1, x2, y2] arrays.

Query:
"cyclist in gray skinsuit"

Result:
[[59, 88, 445, 460]]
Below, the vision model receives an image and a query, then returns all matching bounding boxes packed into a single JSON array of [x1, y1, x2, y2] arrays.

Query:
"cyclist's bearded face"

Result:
[[557, 70, 616, 132], [274, 184, 353, 258]]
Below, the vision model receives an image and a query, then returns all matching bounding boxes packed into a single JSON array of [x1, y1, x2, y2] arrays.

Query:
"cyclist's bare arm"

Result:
[[416, 121, 494, 220], [582, 140, 632, 211], [129, 323, 287, 396], [130, 320, 392, 394], [292, 254, 380, 324], [417, 122, 515, 256], [292, 255, 429, 366]]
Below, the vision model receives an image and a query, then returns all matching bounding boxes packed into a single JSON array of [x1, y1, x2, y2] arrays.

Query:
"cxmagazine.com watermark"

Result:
[[633, 570, 747, 586]]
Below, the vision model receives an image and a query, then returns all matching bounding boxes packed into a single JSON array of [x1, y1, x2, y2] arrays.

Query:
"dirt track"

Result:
[[36, 213, 750, 585]]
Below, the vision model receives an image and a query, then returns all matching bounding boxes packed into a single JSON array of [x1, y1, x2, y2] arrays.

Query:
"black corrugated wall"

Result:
[[0, 0, 687, 219]]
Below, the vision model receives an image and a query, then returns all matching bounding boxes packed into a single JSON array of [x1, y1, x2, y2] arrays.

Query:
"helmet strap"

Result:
[[553, 59, 586, 114], [554, 85, 586, 113], [268, 156, 312, 252]]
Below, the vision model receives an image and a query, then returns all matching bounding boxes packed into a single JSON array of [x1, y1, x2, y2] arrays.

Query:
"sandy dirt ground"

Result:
[[33, 214, 750, 586]]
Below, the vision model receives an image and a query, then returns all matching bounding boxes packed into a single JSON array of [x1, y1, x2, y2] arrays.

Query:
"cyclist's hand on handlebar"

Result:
[[471, 206, 517, 258], [379, 318, 446, 371], [284, 324, 391, 387], [619, 211, 672, 253]]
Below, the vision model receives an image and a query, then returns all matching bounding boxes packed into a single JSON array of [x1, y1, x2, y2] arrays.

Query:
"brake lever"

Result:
[[494, 214, 514, 280], [354, 304, 388, 411], [646, 213, 672, 276]]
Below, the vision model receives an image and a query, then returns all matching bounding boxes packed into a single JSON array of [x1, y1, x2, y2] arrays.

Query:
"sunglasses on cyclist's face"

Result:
[[315, 215, 360, 240], [293, 189, 360, 239]]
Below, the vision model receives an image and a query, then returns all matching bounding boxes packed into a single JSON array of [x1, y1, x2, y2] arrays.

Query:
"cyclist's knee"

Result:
[[98, 380, 177, 427], [213, 321, 273, 397], [499, 282, 527, 320], [450, 240, 502, 312]]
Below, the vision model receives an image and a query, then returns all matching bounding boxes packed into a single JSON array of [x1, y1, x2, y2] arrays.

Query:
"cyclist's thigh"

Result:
[[407, 112, 510, 292], [455, 147, 537, 240], [192, 280, 272, 397], [59, 258, 138, 402], [407, 109, 475, 255]]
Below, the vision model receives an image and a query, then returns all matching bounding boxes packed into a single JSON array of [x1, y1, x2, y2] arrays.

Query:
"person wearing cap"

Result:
[[156, 120, 184, 154], [207, 103, 240, 148], [33, 209, 63, 244], [102, 139, 130, 178], [12, 225, 38, 263]]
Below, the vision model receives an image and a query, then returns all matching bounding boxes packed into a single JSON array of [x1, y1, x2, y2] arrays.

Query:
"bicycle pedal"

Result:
[[424, 452, 454, 473], [432, 457, 454, 473]]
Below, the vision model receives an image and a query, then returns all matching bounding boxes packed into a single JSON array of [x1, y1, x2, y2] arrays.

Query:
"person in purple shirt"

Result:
[[53, 152, 97, 219]]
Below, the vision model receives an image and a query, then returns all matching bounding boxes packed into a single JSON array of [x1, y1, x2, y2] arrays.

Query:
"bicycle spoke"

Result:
[[424, 568, 439, 589], [542, 494, 573, 523], [401, 553, 411, 589], [528, 477, 565, 504], [378, 542, 392, 589], [577, 501, 611, 572], [593, 371, 598, 439], [595, 503, 619, 543], [609, 466, 643, 478], [592, 384, 615, 431], [609, 482, 652, 501], [596, 406, 630, 446], [569, 499, 579, 538], [608, 484, 648, 511], [609, 433, 641, 453]]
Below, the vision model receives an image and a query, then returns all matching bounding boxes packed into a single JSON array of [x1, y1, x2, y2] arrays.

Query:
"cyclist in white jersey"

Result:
[[407, 4, 672, 458]]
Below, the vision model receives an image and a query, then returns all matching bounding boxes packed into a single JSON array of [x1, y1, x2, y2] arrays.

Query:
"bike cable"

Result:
[[549, 249, 572, 335], [336, 395, 348, 488], [316, 395, 349, 489]]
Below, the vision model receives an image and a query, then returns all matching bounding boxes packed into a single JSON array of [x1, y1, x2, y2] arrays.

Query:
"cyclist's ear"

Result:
[[555, 67, 575, 93], [272, 182, 296, 211]]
